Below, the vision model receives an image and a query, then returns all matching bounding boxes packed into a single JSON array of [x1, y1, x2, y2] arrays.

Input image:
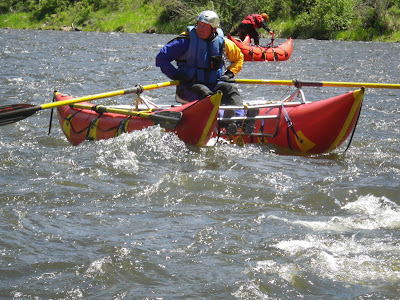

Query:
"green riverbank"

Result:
[[1, 0, 399, 42]]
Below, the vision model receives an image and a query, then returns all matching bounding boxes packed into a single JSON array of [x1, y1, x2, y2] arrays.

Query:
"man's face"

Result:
[[196, 21, 215, 40]]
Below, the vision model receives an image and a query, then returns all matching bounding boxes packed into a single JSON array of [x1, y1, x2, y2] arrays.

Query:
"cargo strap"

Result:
[[344, 101, 363, 152], [85, 118, 100, 140], [58, 108, 123, 139], [281, 105, 303, 150], [257, 107, 274, 142], [48, 92, 56, 136], [115, 118, 129, 137]]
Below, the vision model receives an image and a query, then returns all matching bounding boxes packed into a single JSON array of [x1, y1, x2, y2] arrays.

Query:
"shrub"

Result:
[[293, 0, 353, 39]]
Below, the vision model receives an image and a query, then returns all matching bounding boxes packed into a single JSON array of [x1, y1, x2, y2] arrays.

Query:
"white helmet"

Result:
[[197, 10, 220, 28]]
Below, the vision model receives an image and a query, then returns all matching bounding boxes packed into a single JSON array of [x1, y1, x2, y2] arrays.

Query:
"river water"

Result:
[[1, 29, 399, 299]]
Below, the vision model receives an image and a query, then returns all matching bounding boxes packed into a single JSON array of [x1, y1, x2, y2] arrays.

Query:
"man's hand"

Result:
[[173, 70, 192, 85], [220, 70, 234, 81]]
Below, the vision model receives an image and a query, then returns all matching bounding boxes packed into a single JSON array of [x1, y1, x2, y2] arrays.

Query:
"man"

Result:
[[156, 10, 244, 106], [230, 13, 273, 46]]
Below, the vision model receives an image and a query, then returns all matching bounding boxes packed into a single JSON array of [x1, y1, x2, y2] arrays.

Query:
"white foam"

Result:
[[271, 232, 400, 284], [266, 195, 400, 285], [85, 256, 112, 277], [285, 195, 400, 232], [340, 195, 400, 230]]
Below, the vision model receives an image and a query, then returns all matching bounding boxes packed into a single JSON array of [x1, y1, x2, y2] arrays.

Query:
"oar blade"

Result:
[[0, 104, 40, 126]]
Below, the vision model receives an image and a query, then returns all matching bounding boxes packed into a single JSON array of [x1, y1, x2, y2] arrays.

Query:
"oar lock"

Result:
[[135, 84, 144, 95], [122, 84, 144, 96]]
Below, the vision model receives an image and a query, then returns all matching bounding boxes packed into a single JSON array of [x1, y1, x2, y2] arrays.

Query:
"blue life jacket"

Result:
[[177, 26, 224, 85]]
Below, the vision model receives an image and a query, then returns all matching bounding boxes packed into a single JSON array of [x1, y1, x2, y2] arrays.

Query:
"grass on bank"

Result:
[[87, 6, 158, 32], [335, 28, 400, 42], [0, 12, 40, 29], [0, 1, 399, 42], [0, 1, 162, 32]]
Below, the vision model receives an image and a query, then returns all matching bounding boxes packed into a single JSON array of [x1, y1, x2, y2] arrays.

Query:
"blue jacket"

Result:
[[156, 26, 224, 86]]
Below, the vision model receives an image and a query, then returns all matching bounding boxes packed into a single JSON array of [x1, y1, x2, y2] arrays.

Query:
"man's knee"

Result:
[[189, 84, 213, 99], [215, 82, 238, 94], [214, 82, 242, 106]]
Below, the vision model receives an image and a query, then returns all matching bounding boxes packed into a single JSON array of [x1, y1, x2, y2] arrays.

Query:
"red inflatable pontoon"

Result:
[[227, 34, 292, 62], [56, 91, 222, 146], [215, 88, 364, 154]]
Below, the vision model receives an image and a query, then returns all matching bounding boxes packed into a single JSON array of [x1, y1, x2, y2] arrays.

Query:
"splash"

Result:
[[266, 195, 400, 286], [341, 195, 400, 230], [270, 233, 400, 285], [287, 195, 400, 232]]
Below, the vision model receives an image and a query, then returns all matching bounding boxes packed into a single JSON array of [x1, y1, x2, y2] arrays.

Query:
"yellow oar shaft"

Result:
[[233, 79, 293, 86], [233, 79, 400, 89], [141, 80, 179, 90], [41, 80, 179, 110], [42, 89, 126, 109], [72, 103, 153, 118], [0, 80, 179, 126]]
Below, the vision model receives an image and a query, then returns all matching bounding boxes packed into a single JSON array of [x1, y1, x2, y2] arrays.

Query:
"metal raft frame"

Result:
[[103, 87, 309, 139], [217, 88, 308, 138]]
